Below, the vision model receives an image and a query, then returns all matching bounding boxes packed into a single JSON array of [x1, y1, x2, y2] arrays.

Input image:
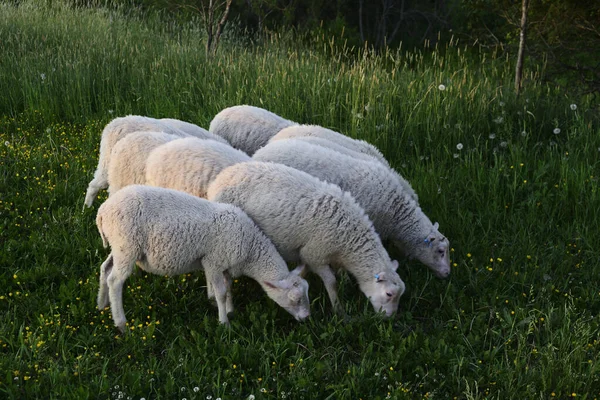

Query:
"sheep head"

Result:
[[263, 265, 310, 321], [417, 222, 451, 278], [360, 261, 405, 317]]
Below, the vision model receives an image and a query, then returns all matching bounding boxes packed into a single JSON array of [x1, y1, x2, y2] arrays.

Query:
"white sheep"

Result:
[[253, 139, 450, 278], [84, 115, 227, 208], [145, 137, 251, 198], [269, 135, 418, 203], [271, 124, 390, 167], [106, 131, 181, 196], [206, 161, 405, 316], [96, 184, 310, 331], [209, 105, 297, 155]]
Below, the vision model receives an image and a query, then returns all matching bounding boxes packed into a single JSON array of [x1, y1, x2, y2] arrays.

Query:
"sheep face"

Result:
[[263, 265, 311, 321], [416, 222, 451, 278], [360, 264, 405, 317]]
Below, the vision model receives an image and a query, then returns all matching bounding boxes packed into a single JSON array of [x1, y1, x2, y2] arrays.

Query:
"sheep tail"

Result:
[[96, 215, 109, 248]]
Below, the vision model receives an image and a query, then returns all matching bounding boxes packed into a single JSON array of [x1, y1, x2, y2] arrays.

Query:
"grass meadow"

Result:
[[1, 1, 599, 398]]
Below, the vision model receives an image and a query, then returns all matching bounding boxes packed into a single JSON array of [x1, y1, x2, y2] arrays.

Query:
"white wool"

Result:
[[207, 161, 405, 316], [271, 124, 390, 167], [96, 185, 310, 331], [84, 115, 226, 207], [145, 137, 250, 198], [209, 105, 297, 155], [253, 139, 450, 277]]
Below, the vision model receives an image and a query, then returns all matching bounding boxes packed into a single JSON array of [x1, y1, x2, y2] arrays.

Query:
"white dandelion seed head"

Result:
[[553, 128, 561, 134], [248, 396, 256, 400], [438, 84, 446, 91], [260, 388, 267, 393], [499, 101, 505, 107], [570, 104, 577, 110], [493, 116, 504, 124], [456, 143, 463, 150], [181, 387, 186, 392], [141, 398, 146, 400], [355, 113, 363, 119], [40, 73, 46, 80], [364, 104, 370, 112], [206, 396, 212, 400], [500, 141, 508, 148], [193, 387, 200, 393], [489, 133, 496, 140], [4, 141, 9, 146], [108, 109, 114, 114], [453, 153, 459, 159], [521, 131, 527, 137]]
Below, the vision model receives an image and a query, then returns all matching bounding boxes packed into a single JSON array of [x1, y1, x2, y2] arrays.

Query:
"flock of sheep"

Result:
[[84, 105, 451, 332]]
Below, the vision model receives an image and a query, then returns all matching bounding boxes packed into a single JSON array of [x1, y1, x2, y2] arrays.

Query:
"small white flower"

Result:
[[206, 396, 212, 400], [260, 388, 267, 393], [521, 131, 527, 137], [193, 387, 200, 393], [438, 84, 446, 91], [40, 73, 46, 80], [4, 141, 9, 146], [553, 128, 561, 134], [456, 143, 463, 150], [489, 133, 496, 140], [453, 153, 459, 159], [181, 387, 186, 392], [570, 104, 577, 110]]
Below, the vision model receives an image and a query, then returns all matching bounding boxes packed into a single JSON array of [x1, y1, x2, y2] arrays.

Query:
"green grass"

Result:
[[1, 1, 599, 399]]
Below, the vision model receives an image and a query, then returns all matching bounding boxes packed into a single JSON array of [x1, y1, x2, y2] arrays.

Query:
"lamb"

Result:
[[145, 137, 251, 198], [209, 105, 297, 155], [269, 135, 418, 203], [84, 115, 227, 208], [253, 139, 450, 278], [106, 131, 181, 196], [96, 184, 310, 331], [206, 161, 405, 316], [270, 124, 390, 167]]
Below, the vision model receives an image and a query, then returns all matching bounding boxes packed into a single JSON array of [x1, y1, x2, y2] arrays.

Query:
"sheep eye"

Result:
[[386, 292, 393, 298]]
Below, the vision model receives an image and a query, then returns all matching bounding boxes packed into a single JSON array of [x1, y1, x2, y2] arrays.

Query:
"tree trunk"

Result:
[[515, 0, 529, 95]]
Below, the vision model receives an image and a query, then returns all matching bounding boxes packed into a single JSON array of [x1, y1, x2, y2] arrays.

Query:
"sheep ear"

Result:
[[433, 222, 439, 230], [391, 260, 399, 271], [291, 264, 306, 277], [264, 280, 290, 290]]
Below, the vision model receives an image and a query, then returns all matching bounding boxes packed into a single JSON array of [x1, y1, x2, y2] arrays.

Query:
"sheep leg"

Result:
[[313, 265, 346, 316], [106, 253, 135, 333], [209, 272, 230, 325], [84, 173, 107, 208], [223, 271, 234, 315], [97, 254, 114, 310]]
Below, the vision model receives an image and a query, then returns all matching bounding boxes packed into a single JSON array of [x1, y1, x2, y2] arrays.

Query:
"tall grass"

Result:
[[1, 1, 599, 399]]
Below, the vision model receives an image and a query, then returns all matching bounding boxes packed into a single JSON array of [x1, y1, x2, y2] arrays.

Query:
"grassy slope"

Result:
[[0, 1, 599, 399]]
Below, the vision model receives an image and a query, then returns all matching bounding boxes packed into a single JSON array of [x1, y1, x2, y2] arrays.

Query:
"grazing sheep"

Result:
[[209, 105, 297, 155], [253, 140, 450, 278], [269, 135, 418, 203], [84, 115, 227, 208], [207, 161, 405, 316], [96, 184, 310, 331], [271, 124, 389, 167], [107, 131, 180, 196], [146, 137, 251, 198]]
